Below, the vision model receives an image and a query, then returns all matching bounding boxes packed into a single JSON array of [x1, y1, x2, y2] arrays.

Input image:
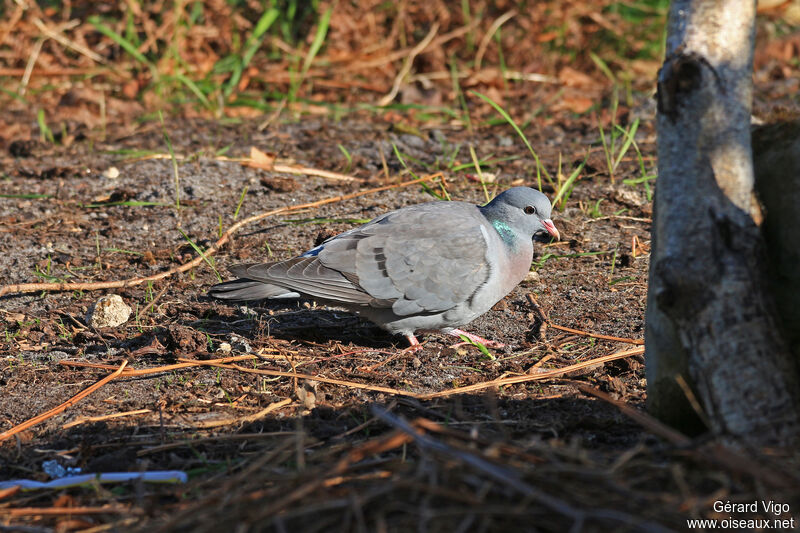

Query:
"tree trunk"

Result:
[[645, 0, 800, 445]]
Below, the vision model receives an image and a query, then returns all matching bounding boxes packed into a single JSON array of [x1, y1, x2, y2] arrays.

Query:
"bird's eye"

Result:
[[524, 205, 536, 215]]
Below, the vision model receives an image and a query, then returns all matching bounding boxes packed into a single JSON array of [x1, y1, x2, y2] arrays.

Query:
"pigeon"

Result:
[[209, 187, 559, 349]]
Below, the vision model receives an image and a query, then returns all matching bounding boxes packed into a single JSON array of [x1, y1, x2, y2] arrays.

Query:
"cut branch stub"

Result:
[[657, 52, 711, 122]]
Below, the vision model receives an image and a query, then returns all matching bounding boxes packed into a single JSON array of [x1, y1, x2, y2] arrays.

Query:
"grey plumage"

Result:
[[209, 187, 559, 346]]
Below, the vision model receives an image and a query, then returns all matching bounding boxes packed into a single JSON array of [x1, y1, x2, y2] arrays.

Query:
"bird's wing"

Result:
[[318, 202, 492, 316], [224, 259, 375, 304]]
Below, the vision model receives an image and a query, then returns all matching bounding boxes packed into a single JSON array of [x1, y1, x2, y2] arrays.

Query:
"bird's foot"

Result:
[[403, 334, 424, 352], [447, 329, 505, 348]]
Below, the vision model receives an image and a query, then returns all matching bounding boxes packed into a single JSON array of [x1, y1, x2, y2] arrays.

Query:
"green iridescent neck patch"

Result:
[[491, 219, 517, 249]]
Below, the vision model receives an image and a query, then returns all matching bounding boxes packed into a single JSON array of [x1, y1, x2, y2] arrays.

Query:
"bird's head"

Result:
[[481, 187, 560, 244]]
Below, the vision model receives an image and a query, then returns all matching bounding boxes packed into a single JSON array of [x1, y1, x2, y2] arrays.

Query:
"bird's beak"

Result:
[[542, 219, 560, 241]]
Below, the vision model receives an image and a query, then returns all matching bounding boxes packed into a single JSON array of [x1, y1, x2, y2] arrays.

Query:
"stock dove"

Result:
[[209, 187, 559, 349]]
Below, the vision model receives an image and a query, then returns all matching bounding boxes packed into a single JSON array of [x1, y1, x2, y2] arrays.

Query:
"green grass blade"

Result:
[[613, 118, 640, 170], [288, 5, 333, 101], [244, 9, 279, 67], [589, 51, 616, 84], [551, 152, 588, 209], [302, 6, 333, 78], [459, 334, 494, 360], [179, 229, 222, 282], [215, 144, 233, 157], [469, 145, 491, 203], [89, 16, 154, 70], [470, 90, 551, 190], [233, 186, 248, 220], [37, 110, 54, 144], [391, 143, 419, 180], [0, 86, 28, 103], [174, 73, 211, 109], [337, 143, 353, 173], [393, 141, 445, 200], [103, 148, 162, 159], [224, 8, 279, 97]]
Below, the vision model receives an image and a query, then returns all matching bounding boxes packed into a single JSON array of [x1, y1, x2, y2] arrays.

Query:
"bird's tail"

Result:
[[208, 279, 299, 301]]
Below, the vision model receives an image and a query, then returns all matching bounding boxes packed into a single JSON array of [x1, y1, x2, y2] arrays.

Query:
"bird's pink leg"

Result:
[[404, 334, 424, 352], [448, 329, 505, 348]]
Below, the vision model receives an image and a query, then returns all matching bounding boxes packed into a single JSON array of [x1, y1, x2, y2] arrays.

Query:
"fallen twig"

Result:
[[343, 19, 481, 72], [32, 17, 105, 64], [62, 408, 152, 429], [137, 431, 300, 456], [548, 324, 644, 345], [0, 361, 128, 442], [138, 284, 168, 318], [123, 149, 362, 182], [59, 346, 642, 403], [198, 398, 294, 429], [377, 22, 439, 106], [59, 355, 257, 376], [0, 505, 131, 517], [188, 360, 421, 398], [474, 10, 517, 70], [418, 347, 644, 399], [0, 173, 442, 297], [525, 293, 644, 345], [243, 149, 361, 182], [577, 384, 691, 446]]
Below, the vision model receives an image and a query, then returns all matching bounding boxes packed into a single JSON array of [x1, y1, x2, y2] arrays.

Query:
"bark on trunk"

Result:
[[645, 0, 800, 444]]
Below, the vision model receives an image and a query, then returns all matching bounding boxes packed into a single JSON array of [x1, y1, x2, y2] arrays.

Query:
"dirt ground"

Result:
[[2, 104, 797, 531], [2, 5, 800, 531], [0, 99, 658, 525]]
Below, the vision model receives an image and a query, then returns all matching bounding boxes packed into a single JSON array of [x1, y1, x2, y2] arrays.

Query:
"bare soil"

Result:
[[1, 104, 798, 531]]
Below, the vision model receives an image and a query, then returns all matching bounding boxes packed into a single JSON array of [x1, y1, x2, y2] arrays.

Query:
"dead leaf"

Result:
[[465, 67, 505, 87], [260, 176, 298, 192], [249, 147, 276, 169], [555, 95, 594, 114], [537, 31, 559, 43], [558, 66, 595, 88], [122, 79, 139, 99], [224, 106, 265, 119], [484, 86, 505, 106], [2, 312, 26, 322]]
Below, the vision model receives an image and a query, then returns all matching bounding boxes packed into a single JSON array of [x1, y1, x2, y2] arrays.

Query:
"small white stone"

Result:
[[86, 294, 132, 328], [217, 342, 232, 354], [524, 270, 541, 283], [102, 166, 120, 179]]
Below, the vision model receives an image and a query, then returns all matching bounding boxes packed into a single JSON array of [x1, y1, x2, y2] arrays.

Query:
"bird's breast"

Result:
[[497, 239, 534, 295], [469, 227, 534, 313]]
